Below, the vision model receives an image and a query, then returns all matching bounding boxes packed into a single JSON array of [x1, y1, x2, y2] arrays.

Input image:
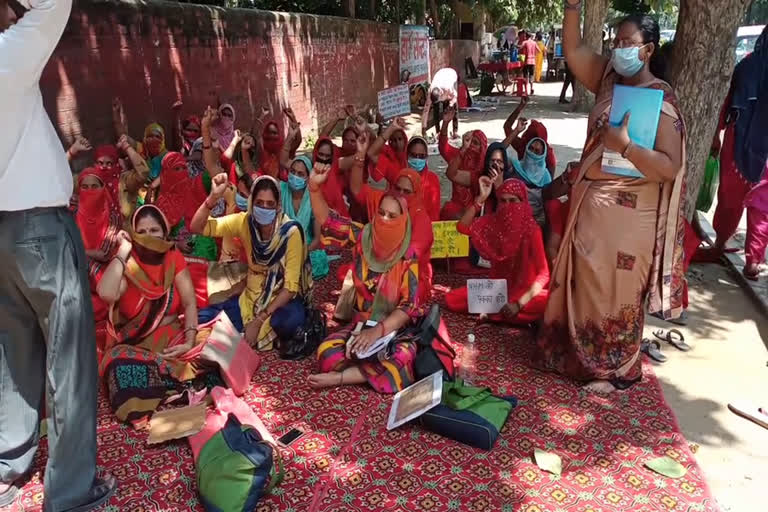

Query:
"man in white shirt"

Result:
[[421, 67, 460, 138], [0, 0, 116, 509]]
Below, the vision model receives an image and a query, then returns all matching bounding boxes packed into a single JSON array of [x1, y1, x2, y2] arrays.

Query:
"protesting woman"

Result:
[[535, 10, 686, 394], [440, 119, 488, 220], [190, 159, 313, 350], [445, 178, 549, 325], [307, 162, 424, 392], [96, 205, 207, 427]]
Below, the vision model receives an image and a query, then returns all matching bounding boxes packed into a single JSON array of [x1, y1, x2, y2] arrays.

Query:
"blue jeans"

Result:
[[0, 208, 98, 511]]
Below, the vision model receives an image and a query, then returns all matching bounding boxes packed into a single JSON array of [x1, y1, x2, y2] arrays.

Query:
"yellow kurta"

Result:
[[204, 212, 304, 349], [535, 41, 547, 82]]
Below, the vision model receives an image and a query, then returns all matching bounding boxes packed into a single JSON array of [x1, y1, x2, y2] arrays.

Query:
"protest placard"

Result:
[[377, 85, 411, 120], [467, 279, 508, 314], [431, 221, 470, 259]]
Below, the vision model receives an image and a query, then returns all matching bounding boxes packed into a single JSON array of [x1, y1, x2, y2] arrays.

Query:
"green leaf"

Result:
[[644, 456, 687, 479], [534, 448, 562, 476]]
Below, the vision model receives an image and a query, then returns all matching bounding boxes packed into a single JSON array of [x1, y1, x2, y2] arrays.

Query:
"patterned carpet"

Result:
[[10, 264, 719, 512]]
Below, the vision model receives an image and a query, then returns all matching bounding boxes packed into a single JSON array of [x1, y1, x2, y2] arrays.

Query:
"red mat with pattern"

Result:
[[10, 267, 719, 512]]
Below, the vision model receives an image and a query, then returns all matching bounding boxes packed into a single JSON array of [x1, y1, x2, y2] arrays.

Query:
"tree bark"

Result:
[[570, 0, 610, 112], [667, 0, 751, 219], [430, 0, 439, 37], [472, 5, 485, 42], [343, 0, 356, 18], [416, 0, 426, 25]]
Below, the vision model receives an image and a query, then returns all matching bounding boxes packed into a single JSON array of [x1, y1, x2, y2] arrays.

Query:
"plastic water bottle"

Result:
[[459, 333, 477, 385]]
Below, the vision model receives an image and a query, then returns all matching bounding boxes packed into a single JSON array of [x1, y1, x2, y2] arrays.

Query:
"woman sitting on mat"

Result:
[[96, 205, 207, 427], [307, 163, 424, 392], [440, 124, 488, 220], [190, 172, 313, 350], [445, 178, 549, 325]]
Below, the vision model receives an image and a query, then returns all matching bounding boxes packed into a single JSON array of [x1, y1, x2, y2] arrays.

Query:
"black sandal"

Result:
[[653, 328, 691, 352], [641, 338, 667, 363], [63, 474, 117, 512]]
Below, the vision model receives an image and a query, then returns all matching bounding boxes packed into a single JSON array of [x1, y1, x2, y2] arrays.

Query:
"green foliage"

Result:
[[745, 0, 768, 24]]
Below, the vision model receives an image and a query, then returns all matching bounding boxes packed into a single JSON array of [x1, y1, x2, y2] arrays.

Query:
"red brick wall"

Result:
[[42, 1, 478, 148]]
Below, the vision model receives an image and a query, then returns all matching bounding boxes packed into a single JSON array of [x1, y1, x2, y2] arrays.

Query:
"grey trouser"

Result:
[[0, 207, 98, 511]]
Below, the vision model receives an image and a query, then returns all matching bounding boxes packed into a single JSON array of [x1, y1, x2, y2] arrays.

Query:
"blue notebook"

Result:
[[601, 84, 664, 178]]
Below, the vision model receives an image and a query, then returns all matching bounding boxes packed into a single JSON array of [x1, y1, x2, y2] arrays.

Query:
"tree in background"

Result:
[[570, 0, 611, 112]]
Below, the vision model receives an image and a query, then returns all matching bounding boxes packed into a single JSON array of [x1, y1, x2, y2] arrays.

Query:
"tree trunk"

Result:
[[472, 5, 485, 42], [667, 0, 751, 219], [430, 0, 439, 37], [570, 0, 610, 112], [343, 0, 356, 18], [416, 0, 426, 25]]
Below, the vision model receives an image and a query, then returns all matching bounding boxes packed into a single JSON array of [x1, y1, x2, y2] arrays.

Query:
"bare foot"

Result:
[[308, 372, 343, 389], [744, 263, 760, 281], [583, 380, 616, 394]]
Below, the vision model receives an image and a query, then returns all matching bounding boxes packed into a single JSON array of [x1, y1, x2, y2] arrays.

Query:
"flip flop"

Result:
[[0, 484, 18, 507], [728, 402, 768, 431], [653, 329, 691, 352], [63, 474, 117, 512], [641, 339, 667, 363]]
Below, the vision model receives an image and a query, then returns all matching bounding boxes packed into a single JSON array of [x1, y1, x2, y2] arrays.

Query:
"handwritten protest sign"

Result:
[[400, 25, 430, 84], [377, 85, 411, 120], [467, 279, 508, 314], [431, 221, 469, 259]]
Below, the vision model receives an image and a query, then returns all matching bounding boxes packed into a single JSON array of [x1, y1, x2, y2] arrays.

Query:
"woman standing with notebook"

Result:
[[534, 7, 686, 394]]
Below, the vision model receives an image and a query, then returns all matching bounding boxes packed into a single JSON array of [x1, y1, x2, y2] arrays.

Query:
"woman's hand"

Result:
[[442, 106, 456, 124], [489, 167, 503, 189], [209, 173, 229, 202], [385, 117, 406, 138], [116, 134, 131, 153], [501, 302, 521, 321], [602, 112, 631, 154], [283, 107, 298, 125], [202, 106, 218, 129], [287, 121, 301, 141], [347, 327, 380, 358], [242, 134, 255, 151], [176, 238, 194, 254], [116, 230, 132, 259], [514, 117, 529, 135], [477, 175, 493, 202], [69, 136, 92, 156], [338, 104, 356, 120], [112, 98, 124, 120], [310, 162, 331, 187], [356, 130, 370, 156], [233, 129, 244, 144], [162, 340, 194, 359]]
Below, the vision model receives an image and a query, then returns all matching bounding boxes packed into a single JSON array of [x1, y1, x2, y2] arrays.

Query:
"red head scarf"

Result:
[[470, 178, 536, 263], [93, 145, 121, 203], [394, 168, 433, 262], [153, 152, 207, 228], [182, 115, 202, 153], [394, 168, 424, 213], [461, 130, 488, 176], [340, 126, 359, 157], [76, 169, 121, 254], [262, 121, 284, 155], [314, 137, 350, 216], [514, 120, 557, 171]]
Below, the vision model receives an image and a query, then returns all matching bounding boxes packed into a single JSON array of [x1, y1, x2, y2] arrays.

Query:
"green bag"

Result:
[[419, 379, 517, 450], [696, 155, 720, 212]]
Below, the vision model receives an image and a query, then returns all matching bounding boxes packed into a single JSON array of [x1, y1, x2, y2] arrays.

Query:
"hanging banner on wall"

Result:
[[399, 25, 431, 84]]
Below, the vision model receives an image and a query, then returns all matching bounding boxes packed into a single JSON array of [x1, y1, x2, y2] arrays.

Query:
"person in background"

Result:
[[506, 137, 552, 227], [422, 67, 459, 138], [113, 98, 168, 184], [534, 32, 547, 82], [520, 31, 541, 95], [212, 103, 236, 151], [171, 100, 201, 157], [0, 0, 117, 508], [559, 61, 574, 104], [536, 10, 685, 394], [441, 128, 488, 220], [694, 26, 768, 281], [190, 169, 313, 350], [446, 178, 549, 325], [307, 163, 425, 391], [319, 104, 358, 155], [281, 155, 322, 252]]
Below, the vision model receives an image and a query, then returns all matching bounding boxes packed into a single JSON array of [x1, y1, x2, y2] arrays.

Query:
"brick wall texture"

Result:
[[42, 0, 479, 148]]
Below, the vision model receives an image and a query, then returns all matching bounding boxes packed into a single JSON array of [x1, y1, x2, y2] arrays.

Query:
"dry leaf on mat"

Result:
[[534, 448, 562, 476], [645, 456, 688, 479]]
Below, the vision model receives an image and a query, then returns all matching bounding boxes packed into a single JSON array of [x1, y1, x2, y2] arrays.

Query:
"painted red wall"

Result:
[[41, 1, 479, 149]]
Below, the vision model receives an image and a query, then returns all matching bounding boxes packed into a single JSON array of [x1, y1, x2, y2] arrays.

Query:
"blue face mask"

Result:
[[251, 205, 277, 225], [235, 193, 249, 211], [408, 157, 427, 172], [288, 172, 307, 191], [612, 46, 645, 77]]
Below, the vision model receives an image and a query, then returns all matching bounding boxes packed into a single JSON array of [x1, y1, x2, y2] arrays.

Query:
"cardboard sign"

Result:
[[148, 402, 208, 445], [377, 85, 411, 120], [431, 221, 470, 259], [400, 25, 430, 84], [467, 279, 508, 314]]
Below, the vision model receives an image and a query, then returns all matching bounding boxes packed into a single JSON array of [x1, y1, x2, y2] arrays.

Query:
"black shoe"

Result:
[[62, 474, 117, 512]]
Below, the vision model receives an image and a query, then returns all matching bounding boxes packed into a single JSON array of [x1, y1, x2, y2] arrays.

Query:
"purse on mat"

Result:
[[419, 379, 517, 450]]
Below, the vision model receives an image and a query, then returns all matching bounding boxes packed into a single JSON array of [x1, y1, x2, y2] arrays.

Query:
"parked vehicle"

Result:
[[736, 25, 765, 63]]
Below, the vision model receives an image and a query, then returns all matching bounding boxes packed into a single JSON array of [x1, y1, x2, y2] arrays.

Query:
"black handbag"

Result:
[[276, 306, 327, 361], [409, 304, 456, 381]]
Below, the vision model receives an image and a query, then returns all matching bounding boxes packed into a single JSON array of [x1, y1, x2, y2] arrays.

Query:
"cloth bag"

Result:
[[196, 413, 283, 512], [410, 304, 456, 380], [178, 311, 260, 395], [419, 379, 516, 450], [696, 155, 720, 212]]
